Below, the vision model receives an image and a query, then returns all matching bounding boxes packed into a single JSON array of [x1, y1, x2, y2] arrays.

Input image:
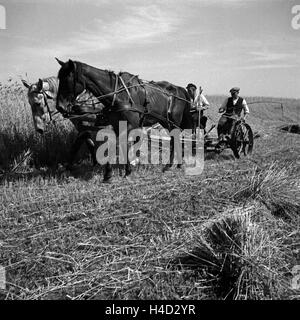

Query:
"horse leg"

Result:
[[67, 133, 86, 170], [119, 111, 140, 179], [124, 135, 144, 178], [125, 138, 133, 178], [177, 136, 185, 169], [103, 162, 112, 183], [125, 161, 132, 177], [118, 131, 132, 178], [165, 103, 185, 172], [162, 135, 174, 172], [84, 133, 97, 166], [124, 125, 133, 178], [69, 131, 97, 167]]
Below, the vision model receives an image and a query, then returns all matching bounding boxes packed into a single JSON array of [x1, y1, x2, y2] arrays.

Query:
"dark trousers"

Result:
[[191, 112, 207, 133]]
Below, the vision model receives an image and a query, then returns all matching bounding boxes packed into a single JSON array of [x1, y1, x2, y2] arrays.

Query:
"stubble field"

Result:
[[0, 81, 299, 300]]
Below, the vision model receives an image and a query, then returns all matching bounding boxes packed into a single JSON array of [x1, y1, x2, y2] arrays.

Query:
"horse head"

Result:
[[22, 78, 57, 134], [56, 58, 88, 115]]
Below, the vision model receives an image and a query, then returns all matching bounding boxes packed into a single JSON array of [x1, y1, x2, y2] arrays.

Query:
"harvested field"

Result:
[[0, 81, 299, 300]]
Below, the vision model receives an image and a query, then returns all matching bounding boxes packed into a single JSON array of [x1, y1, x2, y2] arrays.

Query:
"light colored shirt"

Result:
[[191, 93, 210, 110], [220, 97, 249, 114]]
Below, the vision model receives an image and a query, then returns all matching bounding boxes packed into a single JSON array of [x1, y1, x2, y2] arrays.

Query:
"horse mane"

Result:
[[58, 60, 141, 88], [42, 76, 59, 94]]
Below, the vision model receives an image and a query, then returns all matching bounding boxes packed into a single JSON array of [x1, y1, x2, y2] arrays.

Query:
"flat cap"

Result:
[[186, 83, 197, 89], [230, 87, 240, 93]]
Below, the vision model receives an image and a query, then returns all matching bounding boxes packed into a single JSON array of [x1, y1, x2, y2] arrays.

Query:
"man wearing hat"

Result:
[[186, 83, 197, 106], [217, 87, 249, 141], [186, 83, 210, 133]]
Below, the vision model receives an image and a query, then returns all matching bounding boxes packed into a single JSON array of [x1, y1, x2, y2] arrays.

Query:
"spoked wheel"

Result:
[[230, 121, 254, 159]]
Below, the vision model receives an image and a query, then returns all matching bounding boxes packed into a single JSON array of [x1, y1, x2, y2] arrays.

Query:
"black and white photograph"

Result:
[[0, 0, 299, 304]]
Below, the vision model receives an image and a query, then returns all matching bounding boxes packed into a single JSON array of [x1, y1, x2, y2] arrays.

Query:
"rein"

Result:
[[39, 87, 61, 124], [30, 86, 60, 123], [42, 91, 56, 122]]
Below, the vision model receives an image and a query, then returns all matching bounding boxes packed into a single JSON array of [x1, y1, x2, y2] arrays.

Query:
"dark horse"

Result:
[[55, 59, 193, 182]]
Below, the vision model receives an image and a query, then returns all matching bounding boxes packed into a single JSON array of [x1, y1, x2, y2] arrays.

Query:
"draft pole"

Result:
[[197, 92, 201, 135]]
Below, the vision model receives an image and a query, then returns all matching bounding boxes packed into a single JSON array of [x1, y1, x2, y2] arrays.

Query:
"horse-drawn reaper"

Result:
[[205, 87, 254, 159], [22, 60, 254, 179], [53, 59, 255, 180], [204, 116, 254, 158]]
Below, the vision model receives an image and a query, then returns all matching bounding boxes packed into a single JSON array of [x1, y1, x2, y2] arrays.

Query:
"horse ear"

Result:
[[55, 57, 65, 66], [37, 78, 43, 91], [68, 59, 75, 70], [21, 79, 30, 88]]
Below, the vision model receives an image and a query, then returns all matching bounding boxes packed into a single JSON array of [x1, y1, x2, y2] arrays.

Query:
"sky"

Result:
[[0, 0, 299, 98]]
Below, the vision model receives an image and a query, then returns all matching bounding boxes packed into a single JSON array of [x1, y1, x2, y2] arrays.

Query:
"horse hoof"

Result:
[[66, 165, 74, 171], [57, 163, 67, 172], [103, 177, 112, 184], [162, 165, 171, 173]]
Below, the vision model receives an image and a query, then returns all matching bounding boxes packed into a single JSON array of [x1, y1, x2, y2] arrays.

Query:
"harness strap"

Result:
[[166, 95, 174, 126], [113, 106, 180, 130], [39, 81, 60, 122], [111, 73, 138, 108], [42, 91, 53, 122], [139, 86, 149, 127], [118, 75, 135, 105], [112, 74, 119, 107], [110, 77, 181, 130]]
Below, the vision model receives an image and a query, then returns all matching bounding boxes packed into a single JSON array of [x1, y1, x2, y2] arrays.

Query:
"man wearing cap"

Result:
[[186, 83, 197, 107], [217, 87, 249, 141], [186, 83, 210, 133]]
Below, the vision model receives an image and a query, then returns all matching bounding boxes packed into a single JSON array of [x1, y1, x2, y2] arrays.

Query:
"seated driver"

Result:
[[217, 87, 249, 141]]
